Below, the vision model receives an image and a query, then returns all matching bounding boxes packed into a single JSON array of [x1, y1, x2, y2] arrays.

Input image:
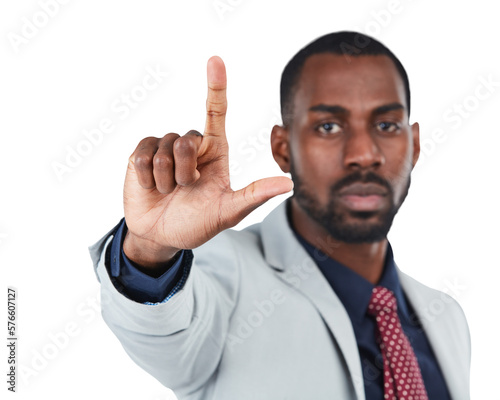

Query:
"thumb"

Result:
[[223, 176, 294, 225]]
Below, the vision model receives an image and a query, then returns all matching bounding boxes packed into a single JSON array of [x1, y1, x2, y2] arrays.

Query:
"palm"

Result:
[[124, 138, 231, 250]]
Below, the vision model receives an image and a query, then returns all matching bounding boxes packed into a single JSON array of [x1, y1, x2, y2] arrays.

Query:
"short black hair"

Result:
[[280, 31, 410, 126]]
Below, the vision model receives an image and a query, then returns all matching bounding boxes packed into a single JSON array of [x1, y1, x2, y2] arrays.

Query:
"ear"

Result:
[[271, 124, 291, 173], [410, 122, 420, 167]]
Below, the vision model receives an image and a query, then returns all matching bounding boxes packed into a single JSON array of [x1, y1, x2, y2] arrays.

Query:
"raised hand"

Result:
[[122, 56, 293, 270]]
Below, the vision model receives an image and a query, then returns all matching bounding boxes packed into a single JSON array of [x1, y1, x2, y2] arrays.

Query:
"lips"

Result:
[[337, 183, 388, 211], [338, 182, 388, 197]]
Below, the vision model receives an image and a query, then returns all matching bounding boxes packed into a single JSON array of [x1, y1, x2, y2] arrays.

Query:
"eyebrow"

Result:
[[372, 102, 405, 116], [308, 102, 405, 116], [308, 104, 348, 115]]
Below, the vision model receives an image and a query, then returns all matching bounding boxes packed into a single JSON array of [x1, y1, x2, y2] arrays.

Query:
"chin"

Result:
[[321, 209, 396, 244]]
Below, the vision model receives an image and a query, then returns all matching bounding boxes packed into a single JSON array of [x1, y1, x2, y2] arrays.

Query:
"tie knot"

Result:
[[367, 286, 397, 316]]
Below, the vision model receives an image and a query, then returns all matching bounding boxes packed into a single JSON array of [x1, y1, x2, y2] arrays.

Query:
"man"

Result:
[[89, 32, 470, 399]]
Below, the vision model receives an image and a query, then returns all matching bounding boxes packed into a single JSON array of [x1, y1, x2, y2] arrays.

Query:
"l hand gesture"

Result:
[[122, 56, 293, 269]]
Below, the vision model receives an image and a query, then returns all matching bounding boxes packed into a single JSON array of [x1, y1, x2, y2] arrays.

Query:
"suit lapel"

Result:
[[398, 271, 469, 400], [261, 200, 365, 400]]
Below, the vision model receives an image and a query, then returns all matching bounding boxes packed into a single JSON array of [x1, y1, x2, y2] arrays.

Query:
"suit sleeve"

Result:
[[89, 226, 241, 396], [106, 218, 188, 304]]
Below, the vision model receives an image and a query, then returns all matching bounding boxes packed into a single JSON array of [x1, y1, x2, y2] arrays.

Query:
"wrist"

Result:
[[122, 230, 180, 270]]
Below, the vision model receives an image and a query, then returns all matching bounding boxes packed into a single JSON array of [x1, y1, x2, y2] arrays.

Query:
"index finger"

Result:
[[204, 56, 227, 137]]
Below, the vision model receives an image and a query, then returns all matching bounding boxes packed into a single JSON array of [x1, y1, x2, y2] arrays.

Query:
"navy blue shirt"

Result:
[[108, 218, 451, 399]]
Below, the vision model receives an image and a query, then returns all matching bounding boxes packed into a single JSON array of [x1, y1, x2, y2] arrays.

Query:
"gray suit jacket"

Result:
[[89, 200, 471, 400]]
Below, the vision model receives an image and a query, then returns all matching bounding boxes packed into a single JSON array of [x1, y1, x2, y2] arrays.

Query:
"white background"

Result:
[[1, 0, 499, 399]]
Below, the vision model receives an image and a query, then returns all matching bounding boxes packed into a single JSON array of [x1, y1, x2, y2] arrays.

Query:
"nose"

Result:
[[343, 127, 385, 170]]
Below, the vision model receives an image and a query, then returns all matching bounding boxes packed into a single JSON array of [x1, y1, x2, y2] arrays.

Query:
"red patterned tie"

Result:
[[367, 286, 429, 400]]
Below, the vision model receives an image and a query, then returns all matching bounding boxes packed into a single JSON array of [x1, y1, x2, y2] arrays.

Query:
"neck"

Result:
[[290, 199, 388, 284]]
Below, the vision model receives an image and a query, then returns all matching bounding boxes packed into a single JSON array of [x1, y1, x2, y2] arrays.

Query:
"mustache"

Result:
[[331, 170, 393, 195]]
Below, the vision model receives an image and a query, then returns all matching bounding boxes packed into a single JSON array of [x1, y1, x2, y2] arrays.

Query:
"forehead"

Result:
[[293, 53, 407, 113]]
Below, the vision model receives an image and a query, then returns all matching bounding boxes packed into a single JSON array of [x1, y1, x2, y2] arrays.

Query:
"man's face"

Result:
[[274, 53, 419, 243]]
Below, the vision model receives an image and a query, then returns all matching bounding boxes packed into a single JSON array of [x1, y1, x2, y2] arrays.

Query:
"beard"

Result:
[[290, 164, 411, 243]]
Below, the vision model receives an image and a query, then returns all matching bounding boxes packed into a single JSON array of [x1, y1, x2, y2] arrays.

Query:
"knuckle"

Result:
[[134, 154, 153, 170], [208, 83, 226, 91], [153, 154, 173, 170], [206, 110, 226, 118], [206, 99, 227, 112], [162, 132, 180, 141], [138, 136, 158, 147], [206, 98, 227, 106], [174, 137, 197, 155]]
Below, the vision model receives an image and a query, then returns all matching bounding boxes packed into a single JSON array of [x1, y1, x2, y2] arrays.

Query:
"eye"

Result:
[[376, 121, 400, 133], [316, 122, 342, 135]]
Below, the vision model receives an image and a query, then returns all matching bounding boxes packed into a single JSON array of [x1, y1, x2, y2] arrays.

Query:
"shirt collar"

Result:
[[293, 231, 410, 324]]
